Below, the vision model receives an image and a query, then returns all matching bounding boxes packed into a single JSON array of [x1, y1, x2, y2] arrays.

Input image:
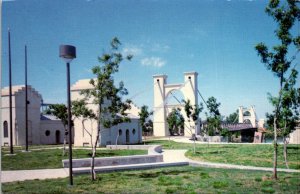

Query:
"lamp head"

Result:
[[59, 45, 76, 63]]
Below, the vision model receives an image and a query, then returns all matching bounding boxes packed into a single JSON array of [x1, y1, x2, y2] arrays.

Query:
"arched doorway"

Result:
[[126, 129, 130, 144], [55, 130, 60, 144]]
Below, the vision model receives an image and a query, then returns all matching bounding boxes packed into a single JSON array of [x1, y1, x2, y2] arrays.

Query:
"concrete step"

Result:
[[71, 161, 189, 175]]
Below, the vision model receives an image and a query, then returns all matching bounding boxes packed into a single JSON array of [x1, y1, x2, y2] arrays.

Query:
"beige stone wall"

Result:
[[290, 127, 300, 144], [1, 86, 42, 146]]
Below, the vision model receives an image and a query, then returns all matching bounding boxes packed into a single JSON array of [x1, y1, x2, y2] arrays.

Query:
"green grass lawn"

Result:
[[2, 148, 147, 170], [146, 140, 300, 169], [145, 139, 194, 149], [2, 166, 299, 194]]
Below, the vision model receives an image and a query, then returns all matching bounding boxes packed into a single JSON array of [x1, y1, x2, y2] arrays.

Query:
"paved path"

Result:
[[1, 168, 68, 183]]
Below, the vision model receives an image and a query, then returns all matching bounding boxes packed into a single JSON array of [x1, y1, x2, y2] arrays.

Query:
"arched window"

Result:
[[119, 129, 122, 136], [3, 121, 8, 138], [45, 130, 50, 136], [132, 128, 136, 135]]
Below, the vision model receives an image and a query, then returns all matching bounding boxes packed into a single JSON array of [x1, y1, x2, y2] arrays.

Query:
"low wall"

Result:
[[63, 145, 163, 168], [106, 145, 162, 154], [63, 154, 163, 168]]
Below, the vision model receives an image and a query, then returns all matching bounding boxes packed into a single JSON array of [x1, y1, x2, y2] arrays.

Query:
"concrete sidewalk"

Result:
[[1, 168, 68, 183]]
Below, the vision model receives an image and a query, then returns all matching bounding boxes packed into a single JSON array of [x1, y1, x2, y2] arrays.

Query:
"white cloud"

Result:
[[141, 57, 166, 67], [151, 43, 170, 52], [122, 46, 142, 57]]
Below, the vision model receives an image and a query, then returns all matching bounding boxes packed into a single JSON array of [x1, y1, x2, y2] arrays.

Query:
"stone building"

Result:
[[71, 79, 142, 147], [1, 85, 65, 146]]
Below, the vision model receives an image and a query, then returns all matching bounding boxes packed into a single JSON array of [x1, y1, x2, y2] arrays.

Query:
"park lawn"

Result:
[[2, 166, 300, 194], [145, 139, 194, 149], [186, 144, 300, 169], [146, 140, 300, 169], [1, 148, 147, 170]]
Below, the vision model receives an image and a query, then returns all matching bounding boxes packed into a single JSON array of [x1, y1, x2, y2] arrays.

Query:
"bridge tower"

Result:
[[153, 72, 198, 137], [238, 106, 257, 127]]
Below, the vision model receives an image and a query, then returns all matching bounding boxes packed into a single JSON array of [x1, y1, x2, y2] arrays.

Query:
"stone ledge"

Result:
[[62, 154, 163, 168], [106, 144, 162, 154], [63, 145, 163, 168], [71, 161, 189, 174]]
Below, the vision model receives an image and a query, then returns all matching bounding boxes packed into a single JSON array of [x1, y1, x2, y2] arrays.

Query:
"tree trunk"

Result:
[[193, 136, 196, 154], [115, 133, 119, 149], [273, 117, 278, 179], [283, 136, 289, 169], [91, 132, 100, 181], [63, 126, 67, 156]]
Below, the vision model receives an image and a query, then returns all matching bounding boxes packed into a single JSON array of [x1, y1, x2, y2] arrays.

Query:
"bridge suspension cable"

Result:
[[197, 89, 208, 108]]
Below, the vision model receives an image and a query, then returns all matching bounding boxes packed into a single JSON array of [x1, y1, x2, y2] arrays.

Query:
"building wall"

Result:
[[40, 120, 65, 144], [101, 118, 142, 146], [14, 89, 42, 145], [290, 127, 300, 144], [1, 87, 42, 146]]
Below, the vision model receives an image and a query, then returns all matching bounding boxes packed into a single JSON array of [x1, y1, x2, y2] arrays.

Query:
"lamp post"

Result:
[[59, 45, 76, 186]]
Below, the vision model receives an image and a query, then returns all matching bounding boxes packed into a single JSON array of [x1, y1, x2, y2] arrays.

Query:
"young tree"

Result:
[[264, 72, 299, 169], [80, 37, 133, 180], [182, 99, 203, 153], [255, 0, 299, 179], [138, 105, 153, 142], [205, 97, 222, 135], [166, 108, 185, 136], [46, 104, 68, 156]]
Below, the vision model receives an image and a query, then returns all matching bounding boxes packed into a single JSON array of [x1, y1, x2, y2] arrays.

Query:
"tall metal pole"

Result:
[[66, 62, 73, 185], [25, 45, 28, 151], [8, 29, 13, 154]]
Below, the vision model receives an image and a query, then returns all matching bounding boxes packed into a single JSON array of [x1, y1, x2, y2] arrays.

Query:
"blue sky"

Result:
[[2, 0, 299, 119]]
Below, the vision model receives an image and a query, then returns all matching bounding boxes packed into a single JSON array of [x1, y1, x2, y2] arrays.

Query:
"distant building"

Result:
[[71, 79, 142, 147], [1, 85, 65, 146]]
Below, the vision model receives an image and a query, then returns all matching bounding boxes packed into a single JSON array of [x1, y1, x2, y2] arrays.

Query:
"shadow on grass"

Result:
[[195, 150, 227, 154], [139, 168, 201, 178]]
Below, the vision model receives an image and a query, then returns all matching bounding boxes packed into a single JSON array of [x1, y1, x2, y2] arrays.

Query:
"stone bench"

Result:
[[62, 145, 163, 168]]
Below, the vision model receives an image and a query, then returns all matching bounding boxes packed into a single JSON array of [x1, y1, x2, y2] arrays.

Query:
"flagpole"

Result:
[[8, 28, 13, 154], [25, 45, 28, 151]]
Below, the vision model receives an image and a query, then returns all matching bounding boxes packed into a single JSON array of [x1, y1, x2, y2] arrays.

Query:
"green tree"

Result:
[[182, 99, 203, 153], [80, 37, 132, 180], [138, 105, 153, 142], [166, 108, 185, 136], [46, 104, 68, 155], [225, 110, 239, 124], [255, 0, 299, 179], [205, 97, 222, 135]]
